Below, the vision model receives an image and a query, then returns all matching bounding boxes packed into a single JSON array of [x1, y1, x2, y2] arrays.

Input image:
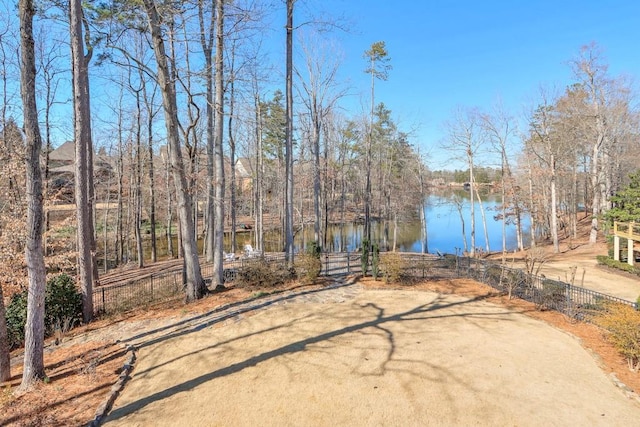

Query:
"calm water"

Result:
[[238, 192, 530, 255], [129, 191, 530, 261], [422, 192, 530, 254]]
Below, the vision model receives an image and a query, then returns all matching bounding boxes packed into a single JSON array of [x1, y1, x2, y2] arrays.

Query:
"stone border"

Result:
[[89, 344, 136, 426]]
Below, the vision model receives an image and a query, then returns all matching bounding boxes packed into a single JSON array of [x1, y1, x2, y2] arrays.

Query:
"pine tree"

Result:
[[605, 171, 640, 224]]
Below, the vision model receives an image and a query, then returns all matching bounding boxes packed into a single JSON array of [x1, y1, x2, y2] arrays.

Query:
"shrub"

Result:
[[3, 274, 83, 349], [296, 243, 322, 284], [379, 252, 405, 283], [235, 258, 293, 289], [595, 302, 640, 372], [6, 292, 27, 350], [45, 274, 82, 335], [371, 243, 380, 280], [360, 240, 370, 277], [536, 279, 566, 311], [596, 255, 640, 276]]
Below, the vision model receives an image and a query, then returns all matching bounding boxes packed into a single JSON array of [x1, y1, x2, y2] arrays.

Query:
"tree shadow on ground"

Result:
[[105, 288, 517, 422]]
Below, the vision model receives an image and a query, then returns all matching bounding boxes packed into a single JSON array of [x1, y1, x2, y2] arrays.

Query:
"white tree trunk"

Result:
[[212, 0, 225, 288]]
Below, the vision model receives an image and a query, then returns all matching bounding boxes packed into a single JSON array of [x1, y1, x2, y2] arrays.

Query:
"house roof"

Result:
[[236, 158, 253, 178], [49, 141, 75, 162]]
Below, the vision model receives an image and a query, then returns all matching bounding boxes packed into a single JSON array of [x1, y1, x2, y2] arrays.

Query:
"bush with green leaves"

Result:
[[596, 255, 640, 276], [360, 239, 370, 277], [45, 273, 83, 334], [6, 291, 27, 349], [4, 273, 83, 350]]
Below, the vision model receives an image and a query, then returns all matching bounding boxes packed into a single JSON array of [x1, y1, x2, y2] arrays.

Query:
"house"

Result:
[[47, 141, 113, 202]]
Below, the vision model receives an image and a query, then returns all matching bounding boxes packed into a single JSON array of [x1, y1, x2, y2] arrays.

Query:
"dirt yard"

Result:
[[2, 229, 640, 425]]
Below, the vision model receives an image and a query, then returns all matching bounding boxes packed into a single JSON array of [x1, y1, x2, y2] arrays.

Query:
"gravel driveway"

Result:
[[102, 285, 640, 426]]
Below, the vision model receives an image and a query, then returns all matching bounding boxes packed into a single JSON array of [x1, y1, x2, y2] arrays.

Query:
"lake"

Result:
[[253, 191, 530, 255], [126, 190, 530, 262]]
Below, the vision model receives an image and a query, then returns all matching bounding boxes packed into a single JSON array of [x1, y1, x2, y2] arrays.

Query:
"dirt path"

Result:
[[102, 283, 640, 426], [498, 242, 640, 302]]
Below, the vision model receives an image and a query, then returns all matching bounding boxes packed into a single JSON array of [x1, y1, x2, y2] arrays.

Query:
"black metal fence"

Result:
[[93, 269, 184, 314], [93, 252, 637, 319], [454, 256, 637, 320]]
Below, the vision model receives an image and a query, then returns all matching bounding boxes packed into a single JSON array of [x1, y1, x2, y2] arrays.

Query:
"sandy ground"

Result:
[[501, 242, 640, 302], [102, 284, 640, 426]]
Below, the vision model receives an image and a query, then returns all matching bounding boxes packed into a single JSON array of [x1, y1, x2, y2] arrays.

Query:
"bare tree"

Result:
[[481, 104, 523, 256], [295, 32, 345, 248], [70, 0, 94, 321], [526, 89, 562, 253], [35, 30, 66, 256], [19, 0, 47, 388], [198, 0, 216, 261], [568, 44, 636, 244], [212, 0, 225, 288], [443, 107, 483, 256], [284, 0, 295, 264], [363, 41, 390, 245], [142, 0, 205, 301]]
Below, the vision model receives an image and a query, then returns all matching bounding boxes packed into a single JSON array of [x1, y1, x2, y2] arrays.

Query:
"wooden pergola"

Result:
[[613, 222, 640, 265]]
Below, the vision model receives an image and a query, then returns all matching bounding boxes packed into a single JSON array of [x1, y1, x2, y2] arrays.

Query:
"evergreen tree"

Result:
[[605, 171, 640, 224]]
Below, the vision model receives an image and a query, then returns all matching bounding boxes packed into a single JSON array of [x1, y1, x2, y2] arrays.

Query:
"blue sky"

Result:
[[285, 0, 640, 169], [9, 0, 637, 171]]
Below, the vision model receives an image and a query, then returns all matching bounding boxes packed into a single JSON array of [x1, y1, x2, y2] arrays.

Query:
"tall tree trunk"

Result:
[[453, 195, 468, 255], [134, 91, 144, 268], [284, 0, 295, 264], [253, 91, 264, 252], [501, 161, 507, 256], [162, 152, 174, 258], [527, 157, 536, 248], [199, 0, 215, 262], [70, 0, 94, 321], [102, 175, 111, 273], [212, 0, 225, 288], [228, 41, 238, 253], [474, 184, 490, 253], [147, 114, 157, 263], [550, 155, 559, 253], [468, 156, 476, 256], [141, 65, 158, 263], [418, 167, 428, 254], [19, 0, 47, 387], [143, 0, 205, 300], [571, 164, 578, 239], [312, 107, 321, 246]]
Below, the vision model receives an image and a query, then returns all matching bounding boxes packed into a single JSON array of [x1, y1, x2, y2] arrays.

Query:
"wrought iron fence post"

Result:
[[325, 253, 328, 276]]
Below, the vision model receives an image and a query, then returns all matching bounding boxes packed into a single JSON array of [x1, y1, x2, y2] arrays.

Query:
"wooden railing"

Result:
[[614, 221, 640, 241]]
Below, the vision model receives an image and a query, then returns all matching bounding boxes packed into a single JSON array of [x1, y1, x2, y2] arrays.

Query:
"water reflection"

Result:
[[129, 191, 529, 261]]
